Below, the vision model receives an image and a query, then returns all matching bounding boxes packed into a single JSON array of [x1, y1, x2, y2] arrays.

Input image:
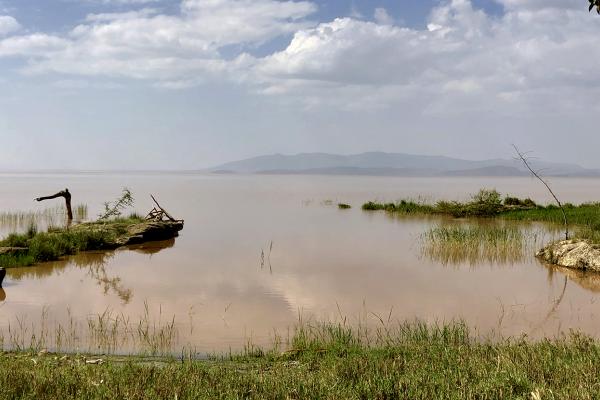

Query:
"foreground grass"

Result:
[[0, 214, 145, 268], [1, 321, 600, 399]]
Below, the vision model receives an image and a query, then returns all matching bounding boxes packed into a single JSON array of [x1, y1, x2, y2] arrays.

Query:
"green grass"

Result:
[[419, 224, 547, 265], [0, 214, 146, 268], [501, 202, 600, 226], [1, 321, 600, 399], [338, 203, 352, 209], [363, 189, 600, 238], [0, 204, 88, 233], [0, 230, 115, 265], [363, 199, 436, 214]]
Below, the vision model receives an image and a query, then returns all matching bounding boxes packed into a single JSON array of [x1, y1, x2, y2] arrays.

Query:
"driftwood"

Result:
[[35, 189, 73, 220], [146, 195, 181, 223]]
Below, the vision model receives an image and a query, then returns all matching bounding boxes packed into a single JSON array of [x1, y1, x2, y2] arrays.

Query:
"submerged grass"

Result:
[[1, 303, 177, 356], [1, 320, 600, 398], [419, 224, 549, 265]]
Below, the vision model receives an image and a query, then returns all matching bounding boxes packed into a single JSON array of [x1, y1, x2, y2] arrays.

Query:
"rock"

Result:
[[536, 239, 600, 271], [117, 221, 184, 246], [0, 268, 5, 287]]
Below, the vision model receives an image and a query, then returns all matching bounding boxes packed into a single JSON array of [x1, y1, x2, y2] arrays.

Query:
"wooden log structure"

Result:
[[146, 194, 182, 223], [35, 189, 73, 220]]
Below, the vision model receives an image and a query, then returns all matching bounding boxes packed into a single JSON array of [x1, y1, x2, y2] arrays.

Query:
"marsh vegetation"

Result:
[[0, 303, 177, 356], [0, 214, 146, 268], [364, 188, 600, 242], [3, 320, 600, 399], [0, 204, 88, 233], [419, 224, 552, 266]]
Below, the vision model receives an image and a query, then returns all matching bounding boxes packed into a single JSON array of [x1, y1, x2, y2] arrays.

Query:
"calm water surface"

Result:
[[1, 173, 600, 353]]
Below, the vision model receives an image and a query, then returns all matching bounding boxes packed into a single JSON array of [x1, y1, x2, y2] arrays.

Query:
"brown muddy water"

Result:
[[1, 173, 600, 354]]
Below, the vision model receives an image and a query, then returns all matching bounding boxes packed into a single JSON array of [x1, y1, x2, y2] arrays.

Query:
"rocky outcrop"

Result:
[[68, 220, 184, 248], [536, 239, 600, 271], [116, 221, 184, 246]]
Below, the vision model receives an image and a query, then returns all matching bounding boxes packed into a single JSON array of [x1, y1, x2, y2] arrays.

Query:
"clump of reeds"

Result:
[[0, 303, 178, 356], [0, 204, 88, 233], [338, 203, 351, 209], [420, 224, 540, 265], [362, 199, 434, 213]]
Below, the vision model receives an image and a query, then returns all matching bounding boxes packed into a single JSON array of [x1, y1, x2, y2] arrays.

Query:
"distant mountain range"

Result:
[[211, 152, 600, 177]]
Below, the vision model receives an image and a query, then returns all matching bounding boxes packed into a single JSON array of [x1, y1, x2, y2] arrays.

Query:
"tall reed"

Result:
[[420, 224, 550, 266], [0, 204, 88, 233]]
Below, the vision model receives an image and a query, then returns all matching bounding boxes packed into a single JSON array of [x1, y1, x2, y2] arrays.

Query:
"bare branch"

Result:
[[512, 144, 569, 240]]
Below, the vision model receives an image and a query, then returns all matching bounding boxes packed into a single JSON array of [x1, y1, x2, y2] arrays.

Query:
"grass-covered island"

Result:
[[2, 321, 600, 399], [0, 216, 184, 269], [363, 189, 600, 271], [363, 189, 600, 241]]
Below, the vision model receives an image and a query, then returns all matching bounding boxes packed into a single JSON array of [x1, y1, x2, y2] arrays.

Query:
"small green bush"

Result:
[[504, 196, 537, 208], [362, 202, 384, 211], [471, 189, 502, 206]]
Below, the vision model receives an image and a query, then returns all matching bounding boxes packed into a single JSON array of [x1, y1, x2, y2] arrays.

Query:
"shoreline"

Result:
[[1, 321, 600, 398]]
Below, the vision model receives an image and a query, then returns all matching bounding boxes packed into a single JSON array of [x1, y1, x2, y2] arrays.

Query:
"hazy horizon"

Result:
[[1, 0, 599, 170], [0, 149, 590, 173]]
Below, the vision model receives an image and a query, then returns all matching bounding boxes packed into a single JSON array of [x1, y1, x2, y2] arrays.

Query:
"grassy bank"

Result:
[[363, 189, 600, 236], [0, 215, 145, 268], [1, 321, 600, 399]]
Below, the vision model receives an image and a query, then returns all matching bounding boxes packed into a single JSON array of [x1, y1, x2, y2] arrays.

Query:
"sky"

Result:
[[0, 0, 598, 170]]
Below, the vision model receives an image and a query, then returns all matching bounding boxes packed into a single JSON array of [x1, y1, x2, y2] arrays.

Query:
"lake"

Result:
[[1, 173, 600, 354]]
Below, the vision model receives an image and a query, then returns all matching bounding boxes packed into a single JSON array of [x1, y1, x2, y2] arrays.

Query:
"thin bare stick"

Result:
[[150, 195, 176, 222], [513, 144, 568, 240]]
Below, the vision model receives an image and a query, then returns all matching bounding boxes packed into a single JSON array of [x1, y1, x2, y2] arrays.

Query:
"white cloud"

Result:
[[254, 0, 600, 114], [373, 7, 393, 25], [0, 15, 19, 36], [0, 0, 316, 80], [0, 34, 68, 57], [82, 0, 160, 4], [1, 0, 599, 119], [84, 8, 160, 22], [495, 0, 582, 11]]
